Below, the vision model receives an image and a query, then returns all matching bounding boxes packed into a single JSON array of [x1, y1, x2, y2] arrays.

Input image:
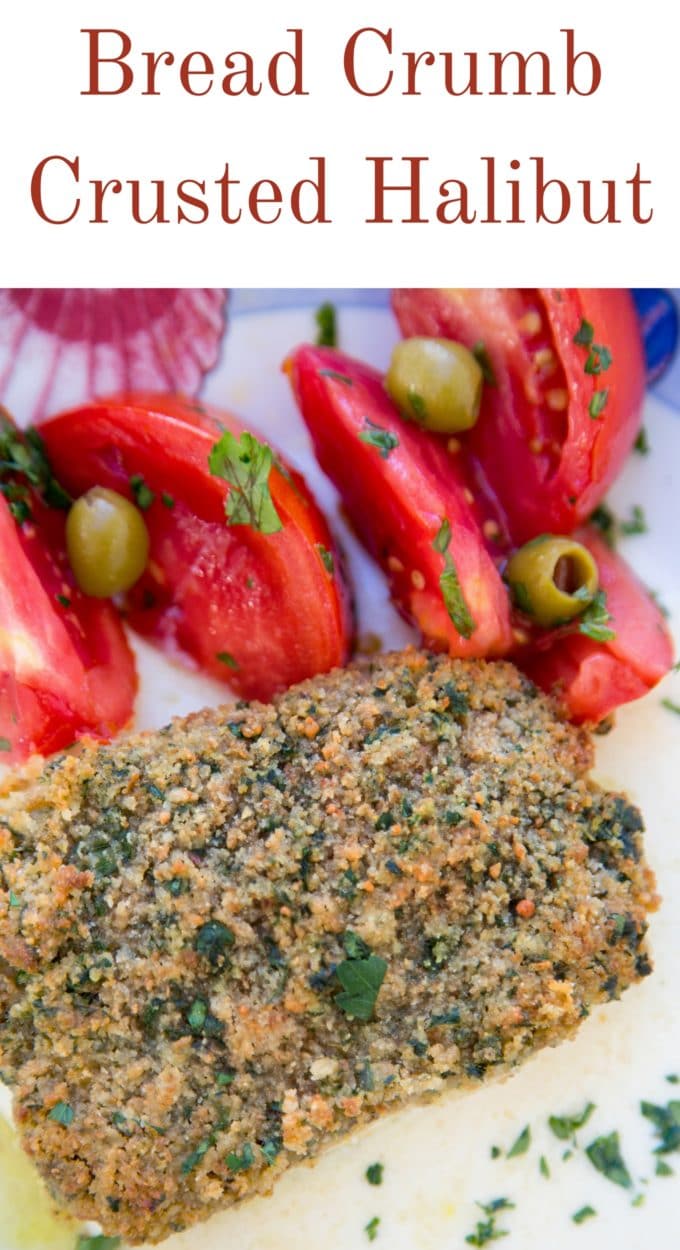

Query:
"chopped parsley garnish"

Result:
[[209, 430, 282, 534], [656, 1159, 674, 1177], [76, 1237, 122, 1250], [316, 298, 337, 345], [667, 1074, 680, 1084], [511, 581, 533, 615], [634, 427, 650, 454], [573, 319, 594, 347], [589, 502, 617, 547], [0, 415, 71, 520], [216, 1071, 236, 1087], [472, 341, 497, 387], [161, 491, 175, 508], [129, 473, 155, 510], [315, 302, 337, 348], [572, 1206, 596, 1224], [335, 955, 387, 1021], [194, 920, 235, 964], [48, 1101, 74, 1126], [620, 505, 647, 536], [216, 651, 239, 670], [478, 1198, 515, 1215], [465, 1214, 510, 1246], [589, 389, 609, 419], [0, 737, 11, 753], [364, 1216, 380, 1241], [506, 1124, 531, 1158], [187, 998, 208, 1032], [490, 1145, 502, 1160], [539, 1155, 550, 1178], [316, 543, 335, 575], [578, 590, 616, 643], [182, 1135, 215, 1175], [366, 1162, 384, 1185], [433, 516, 476, 638], [640, 1099, 680, 1153], [319, 368, 353, 386], [433, 517, 452, 554], [661, 698, 680, 717], [408, 390, 427, 421], [8, 890, 21, 908], [55, 593, 71, 608], [585, 1131, 633, 1188], [548, 1102, 596, 1141], [428, 1009, 461, 1028], [359, 420, 399, 459], [585, 344, 613, 375], [439, 564, 476, 638], [260, 1136, 282, 1165], [226, 1142, 255, 1172], [343, 930, 372, 960]]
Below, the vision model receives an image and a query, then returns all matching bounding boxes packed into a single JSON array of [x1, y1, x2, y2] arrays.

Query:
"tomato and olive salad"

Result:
[[1, 397, 350, 762], [287, 288, 673, 723], [0, 288, 673, 763]]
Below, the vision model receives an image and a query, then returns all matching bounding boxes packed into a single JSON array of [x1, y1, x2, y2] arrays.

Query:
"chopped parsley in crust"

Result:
[[0, 651, 658, 1244]]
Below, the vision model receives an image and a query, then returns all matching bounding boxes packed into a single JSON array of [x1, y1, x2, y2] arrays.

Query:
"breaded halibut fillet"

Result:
[[0, 652, 657, 1243]]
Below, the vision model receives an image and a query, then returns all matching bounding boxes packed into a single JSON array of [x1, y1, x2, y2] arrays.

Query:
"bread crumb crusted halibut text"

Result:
[[0, 652, 658, 1243]]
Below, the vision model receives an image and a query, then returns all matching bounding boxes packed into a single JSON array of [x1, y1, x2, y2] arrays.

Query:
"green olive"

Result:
[[66, 487, 150, 598], [385, 337, 483, 433], [505, 535, 599, 628]]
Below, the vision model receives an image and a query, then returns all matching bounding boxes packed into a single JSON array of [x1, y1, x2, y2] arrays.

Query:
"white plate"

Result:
[[2, 298, 679, 1250]]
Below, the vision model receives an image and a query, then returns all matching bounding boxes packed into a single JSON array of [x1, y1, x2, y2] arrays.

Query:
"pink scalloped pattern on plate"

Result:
[[0, 289, 229, 427]]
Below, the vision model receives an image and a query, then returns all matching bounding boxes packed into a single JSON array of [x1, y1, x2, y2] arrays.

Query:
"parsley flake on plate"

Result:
[[315, 302, 337, 348], [585, 1131, 633, 1188], [209, 430, 283, 535], [620, 505, 647, 536], [366, 1162, 384, 1186], [572, 1205, 597, 1224], [640, 1099, 680, 1153], [506, 1124, 531, 1158], [76, 1237, 122, 1250], [548, 1102, 596, 1141], [364, 1216, 380, 1241]]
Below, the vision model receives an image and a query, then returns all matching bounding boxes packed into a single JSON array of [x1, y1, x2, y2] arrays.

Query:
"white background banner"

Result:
[[1, 0, 677, 284]]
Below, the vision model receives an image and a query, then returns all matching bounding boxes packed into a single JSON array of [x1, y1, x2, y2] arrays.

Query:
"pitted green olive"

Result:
[[66, 487, 150, 598], [506, 535, 599, 628], [385, 337, 483, 433]]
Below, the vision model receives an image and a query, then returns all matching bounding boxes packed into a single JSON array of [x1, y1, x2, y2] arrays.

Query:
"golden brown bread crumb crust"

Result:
[[0, 651, 657, 1243]]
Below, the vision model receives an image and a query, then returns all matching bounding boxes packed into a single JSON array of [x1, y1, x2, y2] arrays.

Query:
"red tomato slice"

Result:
[[287, 346, 514, 658], [0, 493, 137, 764], [517, 527, 674, 723], [39, 394, 352, 700], [392, 289, 645, 544]]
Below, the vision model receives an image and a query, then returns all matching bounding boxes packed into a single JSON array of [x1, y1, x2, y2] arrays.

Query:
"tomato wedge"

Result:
[[517, 527, 674, 723], [286, 346, 514, 658], [392, 289, 645, 544], [39, 394, 352, 701], [0, 486, 136, 765]]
